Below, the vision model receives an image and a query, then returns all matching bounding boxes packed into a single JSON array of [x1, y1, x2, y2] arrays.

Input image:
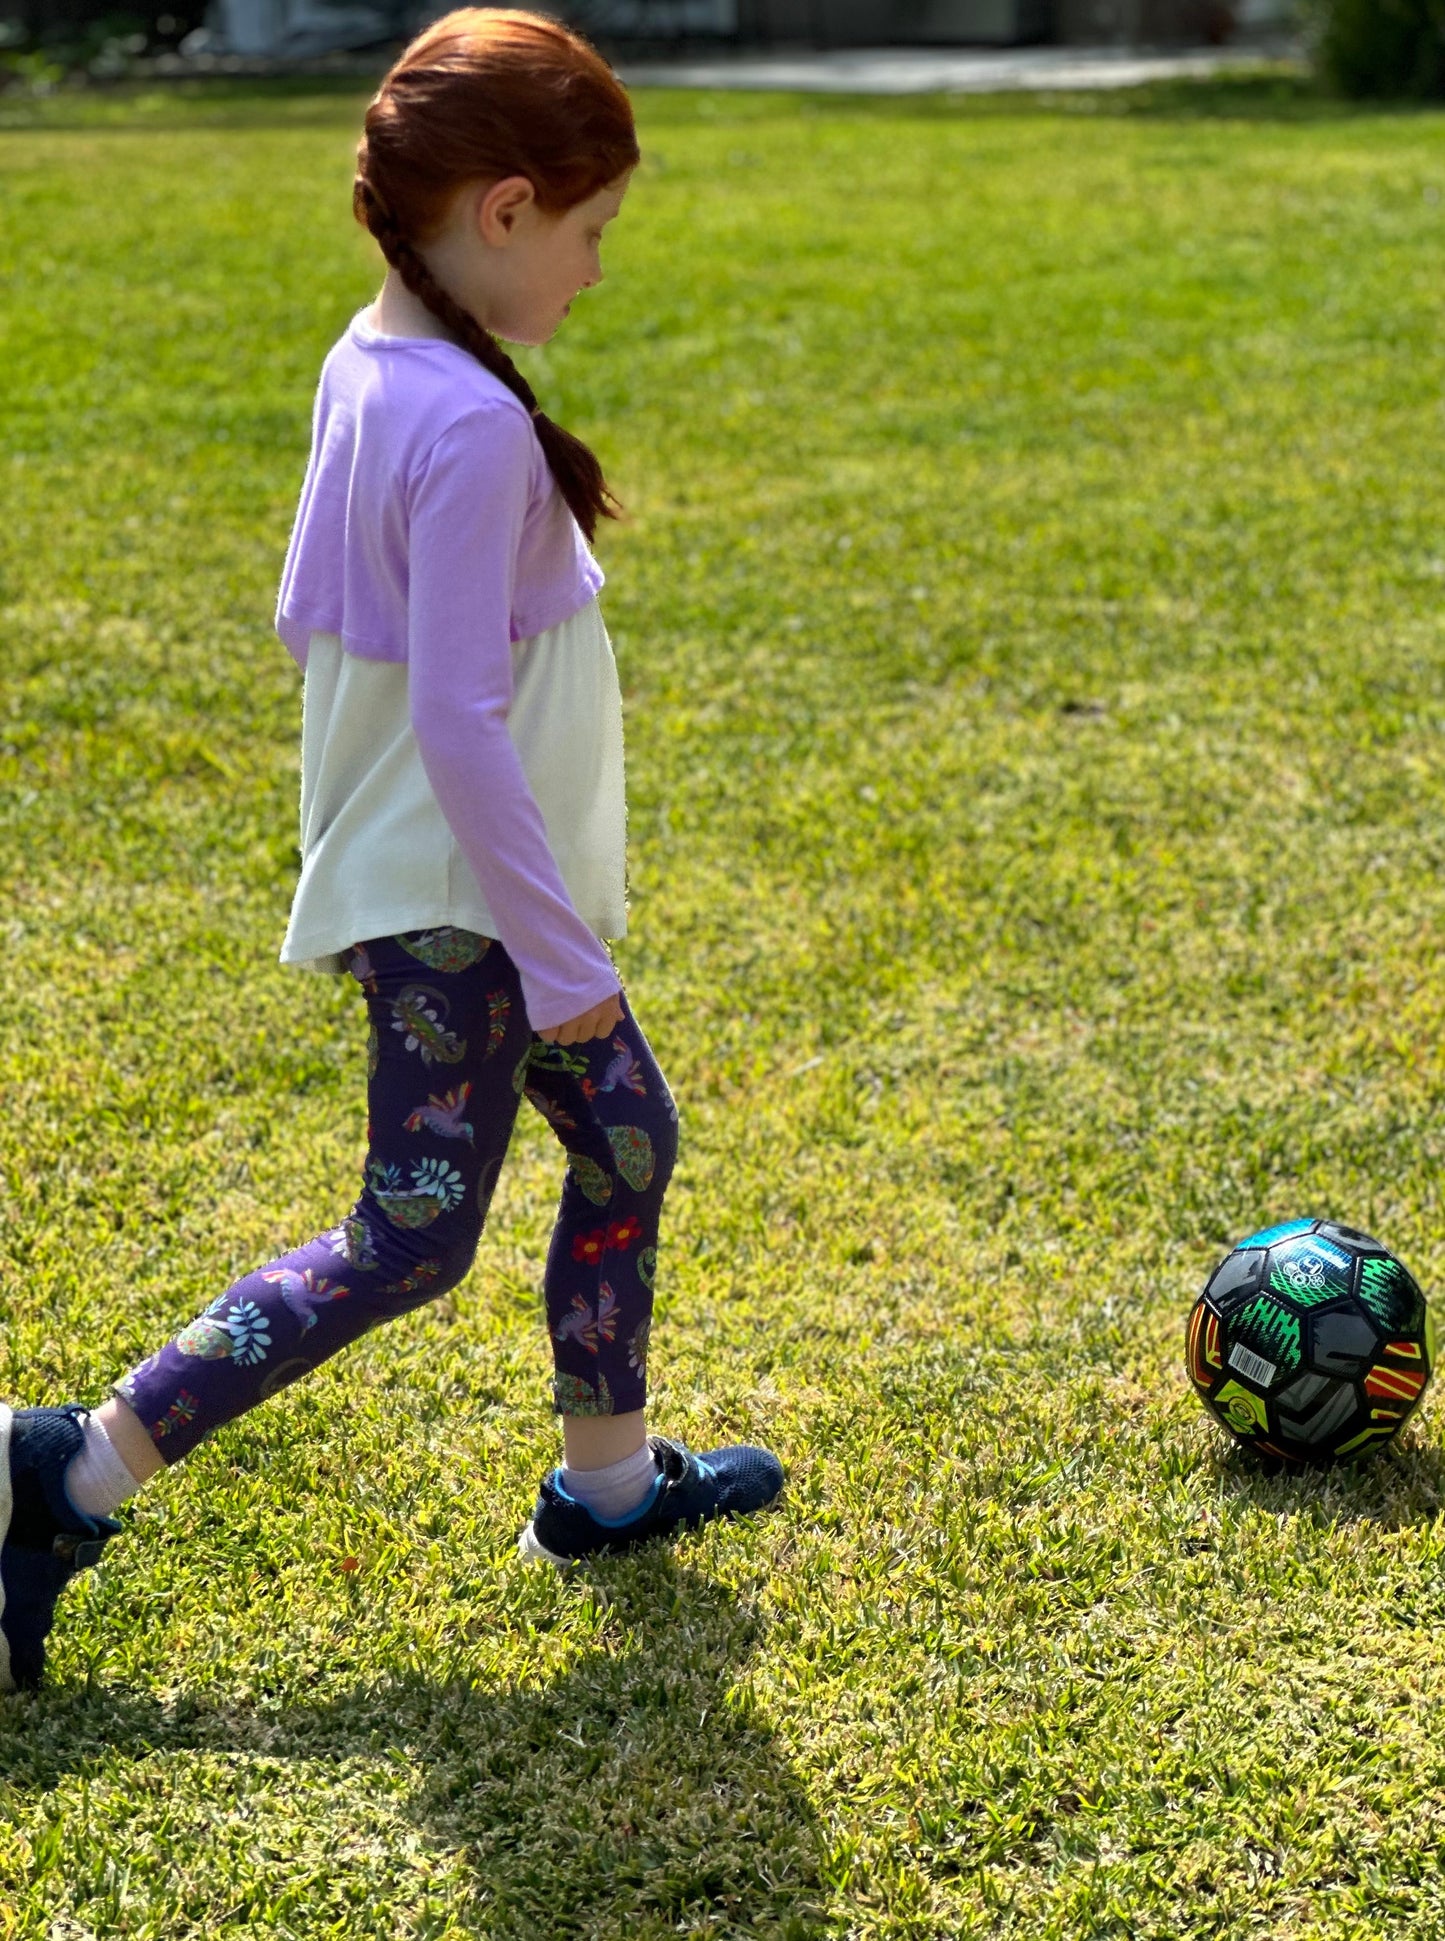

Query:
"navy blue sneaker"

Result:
[[0, 1405, 121, 1692], [518, 1433, 784, 1565]]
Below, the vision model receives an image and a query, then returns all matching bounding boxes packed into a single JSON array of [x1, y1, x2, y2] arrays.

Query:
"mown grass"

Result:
[[4, 70, 1445, 1939]]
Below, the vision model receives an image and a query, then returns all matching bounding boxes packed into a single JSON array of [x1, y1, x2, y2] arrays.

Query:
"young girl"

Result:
[[0, 7, 782, 1694]]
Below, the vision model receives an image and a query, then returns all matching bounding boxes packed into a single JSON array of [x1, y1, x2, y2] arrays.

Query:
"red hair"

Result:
[[354, 9, 639, 539]]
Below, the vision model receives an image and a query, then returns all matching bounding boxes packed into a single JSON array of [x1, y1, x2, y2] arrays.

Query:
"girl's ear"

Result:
[[478, 174, 538, 245]]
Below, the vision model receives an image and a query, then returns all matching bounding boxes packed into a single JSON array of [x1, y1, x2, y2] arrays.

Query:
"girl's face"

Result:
[[461, 170, 632, 348]]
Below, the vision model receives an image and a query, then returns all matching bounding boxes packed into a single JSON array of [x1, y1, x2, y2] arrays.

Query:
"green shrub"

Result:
[[1306, 0, 1445, 98]]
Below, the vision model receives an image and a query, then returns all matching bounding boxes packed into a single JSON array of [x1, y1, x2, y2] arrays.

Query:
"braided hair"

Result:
[[353, 9, 639, 541]]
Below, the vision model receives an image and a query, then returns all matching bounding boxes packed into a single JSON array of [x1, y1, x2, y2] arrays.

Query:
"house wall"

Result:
[[1054, 0, 1289, 40], [913, 0, 1053, 41], [565, 0, 737, 28], [1034, 0, 1292, 38], [754, 0, 897, 39], [744, 0, 1049, 37], [548, 0, 1292, 44], [744, 0, 1290, 42]]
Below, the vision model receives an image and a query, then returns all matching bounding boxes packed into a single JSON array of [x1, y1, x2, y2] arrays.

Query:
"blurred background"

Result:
[[171, 0, 1293, 59], [0, 2, 1440, 146], [0, 0, 1298, 78]]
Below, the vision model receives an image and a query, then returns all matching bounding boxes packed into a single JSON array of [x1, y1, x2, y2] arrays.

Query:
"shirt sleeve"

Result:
[[405, 405, 621, 1032]]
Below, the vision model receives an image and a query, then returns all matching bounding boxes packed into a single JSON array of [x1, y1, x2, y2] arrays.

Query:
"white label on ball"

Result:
[[1228, 1343, 1276, 1387]]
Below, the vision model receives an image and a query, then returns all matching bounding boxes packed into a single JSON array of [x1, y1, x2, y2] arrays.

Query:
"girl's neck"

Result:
[[369, 269, 458, 343]]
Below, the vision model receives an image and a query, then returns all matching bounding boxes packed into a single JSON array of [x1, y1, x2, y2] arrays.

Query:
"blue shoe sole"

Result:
[[0, 1403, 15, 1694]]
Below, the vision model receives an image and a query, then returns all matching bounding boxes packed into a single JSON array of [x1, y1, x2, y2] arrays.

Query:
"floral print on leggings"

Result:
[[116, 930, 678, 1461]]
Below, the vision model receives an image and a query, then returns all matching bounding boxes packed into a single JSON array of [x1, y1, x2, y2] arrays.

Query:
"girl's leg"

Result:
[[520, 994, 679, 1464], [3, 929, 534, 1687], [112, 931, 533, 1466], [516, 1000, 784, 1563]]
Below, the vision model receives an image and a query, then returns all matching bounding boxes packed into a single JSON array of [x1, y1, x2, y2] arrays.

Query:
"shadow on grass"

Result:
[[1210, 1431, 1445, 1530], [5, 1554, 827, 1937]]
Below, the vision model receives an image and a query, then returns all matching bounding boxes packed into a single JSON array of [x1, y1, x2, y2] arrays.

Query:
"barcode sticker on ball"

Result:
[[1228, 1343, 1276, 1386]]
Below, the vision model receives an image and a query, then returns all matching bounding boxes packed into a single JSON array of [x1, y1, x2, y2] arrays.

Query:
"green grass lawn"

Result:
[[5, 67, 1445, 1938]]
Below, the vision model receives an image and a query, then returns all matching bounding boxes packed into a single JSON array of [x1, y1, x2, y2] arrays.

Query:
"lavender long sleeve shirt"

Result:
[[275, 312, 620, 1031]]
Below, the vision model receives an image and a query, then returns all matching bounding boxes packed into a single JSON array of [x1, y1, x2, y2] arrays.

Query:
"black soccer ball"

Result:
[[1187, 1219, 1435, 1466]]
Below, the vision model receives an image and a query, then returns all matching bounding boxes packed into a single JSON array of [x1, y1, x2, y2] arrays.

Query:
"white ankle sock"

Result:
[[561, 1443, 659, 1522], [64, 1414, 142, 1521]]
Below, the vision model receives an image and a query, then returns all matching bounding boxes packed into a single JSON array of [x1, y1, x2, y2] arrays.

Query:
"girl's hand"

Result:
[[539, 993, 624, 1046]]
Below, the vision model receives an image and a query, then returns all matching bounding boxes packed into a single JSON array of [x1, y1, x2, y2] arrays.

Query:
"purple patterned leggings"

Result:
[[116, 929, 678, 1463]]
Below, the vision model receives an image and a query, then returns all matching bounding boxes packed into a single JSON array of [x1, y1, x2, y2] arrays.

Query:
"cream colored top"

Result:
[[280, 596, 627, 973]]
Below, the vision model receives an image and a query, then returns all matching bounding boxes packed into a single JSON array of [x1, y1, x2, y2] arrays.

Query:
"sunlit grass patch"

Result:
[[3, 75, 1445, 1938]]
